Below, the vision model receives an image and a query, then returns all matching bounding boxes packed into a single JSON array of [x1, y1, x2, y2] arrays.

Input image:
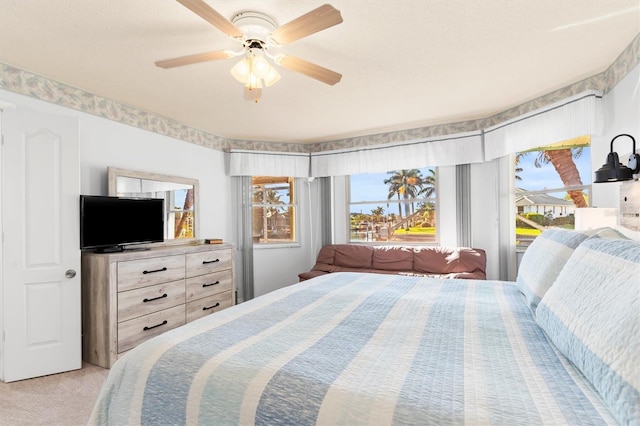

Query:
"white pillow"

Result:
[[535, 236, 640, 425], [516, 228, 594, 314]]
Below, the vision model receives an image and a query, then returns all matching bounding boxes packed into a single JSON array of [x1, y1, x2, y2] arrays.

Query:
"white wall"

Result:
[[469, 159, 504, 280], [0, 89, 234, 244], [593, 64, 640, 241], [252, 178, 318, 297], [592, 65, 640, 212], [78, 115, 233, 243]]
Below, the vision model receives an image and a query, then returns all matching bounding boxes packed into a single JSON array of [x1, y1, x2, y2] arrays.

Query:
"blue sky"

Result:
[[349, 148, 592, 215], [516, 147, 591, 191]]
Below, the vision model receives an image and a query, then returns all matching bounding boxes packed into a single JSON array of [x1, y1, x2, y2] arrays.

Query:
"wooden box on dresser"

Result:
[[81, 243, 234, 368]]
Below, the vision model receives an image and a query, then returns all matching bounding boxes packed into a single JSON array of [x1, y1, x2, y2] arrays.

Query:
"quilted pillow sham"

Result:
[[516, 228, 594, 314], [535, 236, 640, 425]]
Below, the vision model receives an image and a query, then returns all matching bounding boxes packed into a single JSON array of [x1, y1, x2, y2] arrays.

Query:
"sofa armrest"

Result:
[[298, 270, 329, 281]]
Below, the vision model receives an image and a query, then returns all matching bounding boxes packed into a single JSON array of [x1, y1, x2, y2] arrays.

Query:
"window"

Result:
[[170, 188, 194, 239], [252, 176, 296, 244], [349, 168, 437, 243], [515, 135, 591, 249]]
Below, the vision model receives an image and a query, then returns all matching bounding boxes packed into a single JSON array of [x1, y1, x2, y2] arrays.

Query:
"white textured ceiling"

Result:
[[0, 1, 638, 143]]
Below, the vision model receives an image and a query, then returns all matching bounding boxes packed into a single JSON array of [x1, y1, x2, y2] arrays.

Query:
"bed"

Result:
[[89, 228, 639, 425]]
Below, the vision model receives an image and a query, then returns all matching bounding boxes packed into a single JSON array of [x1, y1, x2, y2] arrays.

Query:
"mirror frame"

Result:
[[107, 167, 200, 245]]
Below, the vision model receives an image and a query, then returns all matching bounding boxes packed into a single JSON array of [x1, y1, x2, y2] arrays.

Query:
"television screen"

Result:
[[80, 195, 164, 251]]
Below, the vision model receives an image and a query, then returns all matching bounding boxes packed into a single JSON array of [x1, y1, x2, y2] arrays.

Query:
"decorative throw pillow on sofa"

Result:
[[535, 236, 640, 426]]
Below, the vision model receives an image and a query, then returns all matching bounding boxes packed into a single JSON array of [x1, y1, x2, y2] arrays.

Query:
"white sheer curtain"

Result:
[[229, 149, 310, 177], [310, 131, 484, 177], [484, 90, 603, 161]]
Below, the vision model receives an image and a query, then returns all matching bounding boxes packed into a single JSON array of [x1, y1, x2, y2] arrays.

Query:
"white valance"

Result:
[[310, 132, 484, 177], [229, 149, 310, 177], [484, 90, 603, 160]]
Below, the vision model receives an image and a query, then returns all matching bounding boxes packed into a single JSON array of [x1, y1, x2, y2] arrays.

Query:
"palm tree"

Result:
[[384, 169, 424, 218], [174, 188, 194, 238], [264, 189, 284, 236], [371, 206, 384, 223], [517, 147, 588, 208], [418, 169, 436, 198], [514, 156, 524, 182]]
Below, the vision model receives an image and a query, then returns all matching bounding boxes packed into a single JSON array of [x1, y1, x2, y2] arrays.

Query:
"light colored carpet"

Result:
[[0, 363, 109, 426]]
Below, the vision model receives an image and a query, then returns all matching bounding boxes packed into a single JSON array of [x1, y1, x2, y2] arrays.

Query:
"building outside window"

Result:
[[349, 168, 437, 243], [252, 176, 296, 244], [515, 135, 591, 249]]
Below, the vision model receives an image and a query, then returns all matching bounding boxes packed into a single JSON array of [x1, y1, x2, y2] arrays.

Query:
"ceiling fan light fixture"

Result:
[[158, 1, 344, 102], [230, 57, 251, 83], [230, 48, 280, 101], [263, 66, 281, 87], [245, 73, 263, 90], [244, 86, 262, 103], [251, 54, 271, 79]]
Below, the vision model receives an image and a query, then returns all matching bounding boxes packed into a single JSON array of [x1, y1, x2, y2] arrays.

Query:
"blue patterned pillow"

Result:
[[536, 236, 640, 425], [516, 228, 594, 314]]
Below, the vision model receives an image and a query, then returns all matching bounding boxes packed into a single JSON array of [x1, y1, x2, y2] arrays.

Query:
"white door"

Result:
[[1, 107, 80, 382]]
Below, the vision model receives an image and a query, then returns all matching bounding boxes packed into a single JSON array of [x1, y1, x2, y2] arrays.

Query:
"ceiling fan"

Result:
[[155, 0, 343, 102]]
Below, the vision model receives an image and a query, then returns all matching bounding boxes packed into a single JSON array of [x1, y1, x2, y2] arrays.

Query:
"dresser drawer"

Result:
[[186, 291, 234, 323], [117, 304, 185, 353], [186, 271, 233, 302], [117, 255, 185, 291], [186, 249, 232, 278], [118, 279, 186, 323]]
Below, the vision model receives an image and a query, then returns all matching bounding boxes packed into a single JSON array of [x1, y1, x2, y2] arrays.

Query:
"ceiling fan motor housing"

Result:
[[231, 11, 277, 44]]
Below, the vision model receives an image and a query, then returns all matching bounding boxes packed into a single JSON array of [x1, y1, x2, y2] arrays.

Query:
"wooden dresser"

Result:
[[81, 243, 234, 368]]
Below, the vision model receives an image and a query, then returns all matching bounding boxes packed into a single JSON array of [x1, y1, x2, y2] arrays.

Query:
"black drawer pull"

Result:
[[143, 267, 167, 274], [203, 302, 220, 311], [202, 281, 220, 288], [143, 293, 168, 303], [143, 320, 168, 331], [202, 259, 220, 265]]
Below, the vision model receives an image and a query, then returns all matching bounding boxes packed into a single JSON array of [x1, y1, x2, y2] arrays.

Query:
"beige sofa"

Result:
[[299, 244, 487, 281]]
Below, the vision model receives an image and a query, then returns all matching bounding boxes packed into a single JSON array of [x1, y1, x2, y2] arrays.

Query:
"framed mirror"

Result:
[[108, 167, 199, 242]]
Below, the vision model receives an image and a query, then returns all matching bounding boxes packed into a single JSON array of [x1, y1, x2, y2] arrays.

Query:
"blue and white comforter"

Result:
[[90, 272, 617, 425]]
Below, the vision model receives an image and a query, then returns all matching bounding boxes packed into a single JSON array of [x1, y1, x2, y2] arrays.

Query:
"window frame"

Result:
[[251, 176, 299, 247], [514, 137, 592, 252], [347, 168, 439, 245]]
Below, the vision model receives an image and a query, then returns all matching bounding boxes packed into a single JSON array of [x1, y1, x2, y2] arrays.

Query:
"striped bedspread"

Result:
[[90, 272, 617, 425]]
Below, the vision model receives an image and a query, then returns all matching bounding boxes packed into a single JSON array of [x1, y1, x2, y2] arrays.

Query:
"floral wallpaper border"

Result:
[[0, 34, 637, 154]]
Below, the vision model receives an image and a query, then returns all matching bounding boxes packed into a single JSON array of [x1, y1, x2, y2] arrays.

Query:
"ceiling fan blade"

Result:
[[155, 51, 232, 68], [276, 55, 342, 86], [177, 0, 243, 38], [270, 4, 343, 45]]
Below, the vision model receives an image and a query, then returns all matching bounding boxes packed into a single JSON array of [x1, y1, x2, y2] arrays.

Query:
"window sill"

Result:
[[253, 242, 301, 250]]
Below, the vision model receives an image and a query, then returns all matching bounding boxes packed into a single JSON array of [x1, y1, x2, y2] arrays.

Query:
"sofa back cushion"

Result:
[[372, 246, 414, 271], [332, 244, 374, 268], [315, 245, 337, 265], [413, 247, 486, 275]]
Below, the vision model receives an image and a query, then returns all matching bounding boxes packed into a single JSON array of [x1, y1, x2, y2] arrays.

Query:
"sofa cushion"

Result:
[[333, 244, 374, 268], [372, 246, 414, 271], [299, 244, 487, 281], [315, 245, 337, 265], [413, 247, 485, 275]]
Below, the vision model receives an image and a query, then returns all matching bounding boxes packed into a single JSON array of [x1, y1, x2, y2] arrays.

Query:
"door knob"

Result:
[[65, 269, 77, 278]]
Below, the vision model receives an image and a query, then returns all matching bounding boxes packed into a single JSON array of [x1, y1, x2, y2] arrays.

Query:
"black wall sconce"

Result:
[[594, 134, 640, 183]]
